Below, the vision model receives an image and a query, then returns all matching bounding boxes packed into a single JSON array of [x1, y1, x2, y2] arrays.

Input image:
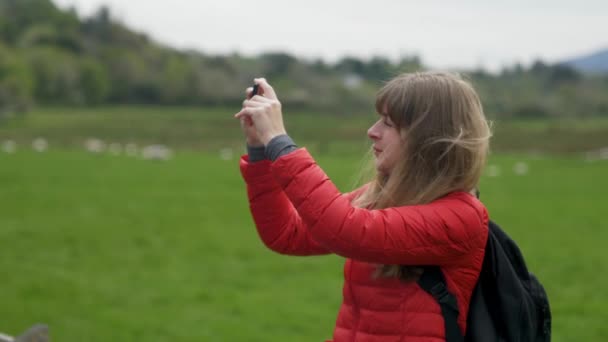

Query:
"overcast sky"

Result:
[[53, 0, 607, 72]]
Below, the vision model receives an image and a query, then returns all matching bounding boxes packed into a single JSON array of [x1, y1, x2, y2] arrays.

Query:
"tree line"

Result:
[[1, 0, 607, 120]]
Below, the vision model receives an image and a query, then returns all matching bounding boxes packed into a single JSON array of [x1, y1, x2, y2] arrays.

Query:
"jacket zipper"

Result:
[[348, 259, 360, 342]]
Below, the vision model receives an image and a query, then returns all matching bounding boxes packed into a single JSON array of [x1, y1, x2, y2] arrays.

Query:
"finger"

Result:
[[238, 116, 253, 127], [245, 87, 254, 99], [254, 78, 277, 100], [249, 95, 273, 103], [244, 116, 253, 126], [234, 108, 248, 118], [234, 107, 261, 119], [242, 98, 270, 108]]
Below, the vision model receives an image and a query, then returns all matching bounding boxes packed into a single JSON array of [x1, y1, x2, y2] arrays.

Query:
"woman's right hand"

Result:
[[235, 78, 286, 146], [240, 87, 264, 147]]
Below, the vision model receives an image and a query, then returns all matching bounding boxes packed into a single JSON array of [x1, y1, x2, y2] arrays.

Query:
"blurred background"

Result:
[[0, 0, 606, 341]]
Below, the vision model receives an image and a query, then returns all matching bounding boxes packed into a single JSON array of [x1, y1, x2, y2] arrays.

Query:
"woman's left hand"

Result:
[[234, 78, 287, 145]]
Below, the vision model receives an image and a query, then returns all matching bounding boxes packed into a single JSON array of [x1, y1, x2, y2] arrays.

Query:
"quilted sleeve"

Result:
[[270, 149, 489, 266], [240, 155, 330, 255]]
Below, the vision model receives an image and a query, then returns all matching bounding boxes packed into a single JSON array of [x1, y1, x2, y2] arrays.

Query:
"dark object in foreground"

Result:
[[0, 324, 49, 342]]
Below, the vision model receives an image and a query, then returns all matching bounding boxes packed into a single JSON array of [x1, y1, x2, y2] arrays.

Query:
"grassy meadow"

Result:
[[1, 107, 607, 341]]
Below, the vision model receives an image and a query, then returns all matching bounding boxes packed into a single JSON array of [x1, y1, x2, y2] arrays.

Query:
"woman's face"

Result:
[[367, 114, 403, 174]]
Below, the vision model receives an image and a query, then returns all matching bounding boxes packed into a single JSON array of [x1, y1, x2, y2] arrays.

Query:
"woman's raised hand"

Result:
[[235, 78, 287, 146], [238, 86, 263, 147]]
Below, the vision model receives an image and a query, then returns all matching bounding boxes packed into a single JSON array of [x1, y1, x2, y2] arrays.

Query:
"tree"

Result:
[[260, 52, 297, 78], [364, 56, 393, 81], [27, 47, 82, 104], [334, 56, 366, 75], [0, 0, 78, 45], [79, 57, 109, 104], [0, 45, 33, 118]]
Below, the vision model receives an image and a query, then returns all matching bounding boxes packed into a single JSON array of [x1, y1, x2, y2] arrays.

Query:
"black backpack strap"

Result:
[[418, 266, 464, 342]]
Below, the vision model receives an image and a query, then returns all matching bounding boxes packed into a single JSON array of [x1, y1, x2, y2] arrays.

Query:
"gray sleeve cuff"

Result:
[[247, 144, 266, 162], [265, 134, 298, 161]]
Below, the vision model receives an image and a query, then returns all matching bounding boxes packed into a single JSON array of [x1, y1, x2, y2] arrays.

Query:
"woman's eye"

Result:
[[383, 118, 393, 127]]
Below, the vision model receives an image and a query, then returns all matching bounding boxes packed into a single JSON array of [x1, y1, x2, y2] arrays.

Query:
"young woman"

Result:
[[235, 72, 491, 341]]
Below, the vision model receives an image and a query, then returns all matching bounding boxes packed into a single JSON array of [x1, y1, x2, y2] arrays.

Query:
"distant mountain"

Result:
[[561, 48, 608, 74]]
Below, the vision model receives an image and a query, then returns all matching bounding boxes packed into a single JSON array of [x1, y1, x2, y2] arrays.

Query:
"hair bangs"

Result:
[[375, 80, 409, 127]]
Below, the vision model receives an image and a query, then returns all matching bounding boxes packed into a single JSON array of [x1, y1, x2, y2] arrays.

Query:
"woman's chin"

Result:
[[374, 160, 387, 173], [373, 158, 381, 169]]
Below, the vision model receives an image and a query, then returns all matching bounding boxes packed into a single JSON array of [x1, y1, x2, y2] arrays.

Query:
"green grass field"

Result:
[[3, 106, 608, 155], [1, 108, 607, 341]]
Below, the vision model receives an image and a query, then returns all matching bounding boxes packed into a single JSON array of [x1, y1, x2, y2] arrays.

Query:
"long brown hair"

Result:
[[352, 71, 492, 281]]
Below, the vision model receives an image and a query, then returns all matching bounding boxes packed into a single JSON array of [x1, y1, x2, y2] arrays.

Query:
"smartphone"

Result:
[[251, 84, 259, 97]]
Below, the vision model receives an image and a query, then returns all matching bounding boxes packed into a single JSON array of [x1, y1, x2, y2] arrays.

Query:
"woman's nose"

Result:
[[367, 122, 380, 141]]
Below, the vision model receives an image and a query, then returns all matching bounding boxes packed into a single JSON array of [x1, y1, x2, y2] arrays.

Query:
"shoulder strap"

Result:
[[418, 266, 464, 342]]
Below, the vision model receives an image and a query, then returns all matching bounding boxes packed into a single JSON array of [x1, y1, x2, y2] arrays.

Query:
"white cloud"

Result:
[[54, 0, 608, 71]]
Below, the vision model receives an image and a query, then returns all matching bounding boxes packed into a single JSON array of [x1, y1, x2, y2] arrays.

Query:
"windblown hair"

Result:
[[352, 71, 492, 281]]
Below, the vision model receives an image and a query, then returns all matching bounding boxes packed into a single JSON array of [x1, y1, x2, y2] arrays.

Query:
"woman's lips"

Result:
[[373, 147, 382, 155]]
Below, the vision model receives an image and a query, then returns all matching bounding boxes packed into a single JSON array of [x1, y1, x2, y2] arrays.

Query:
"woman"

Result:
[[235, 72, 491, 341]]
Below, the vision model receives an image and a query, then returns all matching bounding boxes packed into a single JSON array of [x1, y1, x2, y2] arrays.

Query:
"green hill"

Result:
[[562, 48, 608, 74], [1, 0, 608, 121]]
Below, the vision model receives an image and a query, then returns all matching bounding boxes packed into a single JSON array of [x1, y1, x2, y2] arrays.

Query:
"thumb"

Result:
[[254, 78, 277, 100]]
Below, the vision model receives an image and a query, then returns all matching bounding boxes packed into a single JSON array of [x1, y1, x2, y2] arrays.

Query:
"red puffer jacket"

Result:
[[240, 149, 489, 342]]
